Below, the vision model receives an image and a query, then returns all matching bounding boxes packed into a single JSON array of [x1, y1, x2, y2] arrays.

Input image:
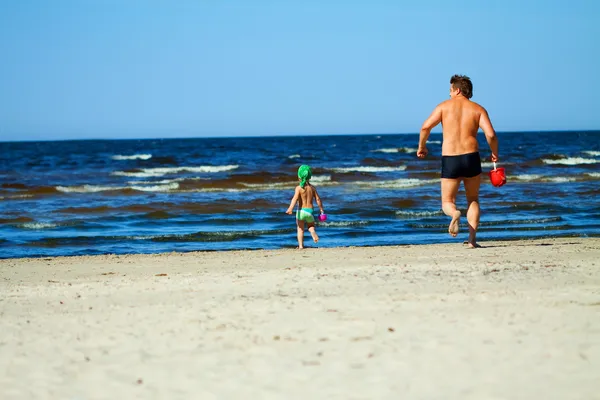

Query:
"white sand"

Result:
[[1, 238, 600, 399]]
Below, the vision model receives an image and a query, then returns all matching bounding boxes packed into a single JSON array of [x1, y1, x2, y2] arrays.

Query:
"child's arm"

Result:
[[285, 187, 300, 214], [314, 187, 325, 214]]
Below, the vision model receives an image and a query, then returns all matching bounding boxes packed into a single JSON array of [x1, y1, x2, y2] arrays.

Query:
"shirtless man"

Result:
[[417, 75, 499, 248], [285, 165, 325, 249]]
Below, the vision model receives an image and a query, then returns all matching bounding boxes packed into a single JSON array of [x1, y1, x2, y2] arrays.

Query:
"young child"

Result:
[[285, 165, 325, 249]]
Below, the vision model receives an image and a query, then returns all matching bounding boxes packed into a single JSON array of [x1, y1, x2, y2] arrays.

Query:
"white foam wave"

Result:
[[130, 183, 180, 192], [176, 188, 243, 193], [288, 154, 301, 159], [111, 154, 152, 161], [112, 165, 239, 178], [2, 194, 34, 199], [331, 166, 407, 173], [514, 174, 583, 183], [56, 183, 179, 193], [546, 177, 578, 183], [57, 185, 123, 193], [583, 151, 600, 156], [239, 182, 297, 190], [310, 175, 332, 183], [240, 176, 335, 191], [514, 174, 542, 181], [427, 140, 442, 144], [395, 210, 443, 217], [320, 220, 368, 227], [126, 177, 207, 185], [143, 165, 239, 174], [542, 157, 598, 165], [127, 178, 182, 185], [355, 178, 438, 189], [372, 148, 399, 153], [20, 222, 58, 229], [587, 172, 600, 178], [372, 148, 416, 154], [112, 171, 165, 178]]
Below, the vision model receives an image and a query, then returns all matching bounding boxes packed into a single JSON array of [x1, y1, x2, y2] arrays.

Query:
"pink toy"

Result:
[[318, 213, 327, 222]]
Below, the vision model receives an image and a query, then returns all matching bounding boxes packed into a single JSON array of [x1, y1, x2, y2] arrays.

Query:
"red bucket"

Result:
[[488, 162, 506, 187]]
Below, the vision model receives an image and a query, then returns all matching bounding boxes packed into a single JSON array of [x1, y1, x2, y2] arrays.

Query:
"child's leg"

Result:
[[307, 223, 319, 243], [296, 220, 305, 249]]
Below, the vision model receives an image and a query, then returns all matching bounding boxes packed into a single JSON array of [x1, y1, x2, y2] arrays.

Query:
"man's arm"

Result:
[[285, 187, 300, 214], [479, 108, 498, 162], [417, 105, 442, 158]]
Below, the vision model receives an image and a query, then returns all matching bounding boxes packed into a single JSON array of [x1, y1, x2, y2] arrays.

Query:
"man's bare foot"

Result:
[[297, 246, 304, 250], [467, 242, 481, 249], [448, 211, 461, 237]]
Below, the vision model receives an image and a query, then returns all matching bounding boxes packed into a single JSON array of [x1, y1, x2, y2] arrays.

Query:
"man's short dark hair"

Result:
[[450, 75, 473, 99]]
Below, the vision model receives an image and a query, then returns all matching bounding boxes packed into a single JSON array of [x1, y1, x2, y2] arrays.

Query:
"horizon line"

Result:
[[1, 129, 599, 144]]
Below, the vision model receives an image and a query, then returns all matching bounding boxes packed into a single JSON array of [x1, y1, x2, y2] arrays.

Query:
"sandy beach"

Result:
[[1, 238, 600, 399]]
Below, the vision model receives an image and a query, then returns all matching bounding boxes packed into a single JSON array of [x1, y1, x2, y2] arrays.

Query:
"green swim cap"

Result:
[[298, 165, 312, 188]]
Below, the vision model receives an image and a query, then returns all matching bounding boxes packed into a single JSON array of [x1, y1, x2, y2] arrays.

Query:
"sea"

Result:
[[1, 131, 599, 259]]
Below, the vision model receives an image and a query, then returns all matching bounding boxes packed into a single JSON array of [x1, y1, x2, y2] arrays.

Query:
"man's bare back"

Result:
[[417, 96, 498, 159], [439, 97, 489, 156]]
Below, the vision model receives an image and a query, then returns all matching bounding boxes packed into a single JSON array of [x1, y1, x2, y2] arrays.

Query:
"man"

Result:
[[417, 75, 499, 248]]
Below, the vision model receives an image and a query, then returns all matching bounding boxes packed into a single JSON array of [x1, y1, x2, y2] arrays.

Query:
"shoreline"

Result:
[[2, 234, 597, 262], [1, 237, 599, 399]]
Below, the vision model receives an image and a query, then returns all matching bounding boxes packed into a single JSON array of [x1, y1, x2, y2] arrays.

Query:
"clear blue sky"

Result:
[[1, 0, 599, 141]]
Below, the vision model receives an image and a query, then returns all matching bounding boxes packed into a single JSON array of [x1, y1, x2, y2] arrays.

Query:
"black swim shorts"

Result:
[[441, 152, 482, 179]]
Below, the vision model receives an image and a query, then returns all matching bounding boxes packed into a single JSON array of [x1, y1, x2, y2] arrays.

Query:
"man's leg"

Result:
[[463, 174, 481, 248], [441, 178, 461, 237], [296, 220, 305, 249]]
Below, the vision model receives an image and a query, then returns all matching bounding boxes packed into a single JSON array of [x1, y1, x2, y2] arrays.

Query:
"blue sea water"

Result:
[[1, 131, 599, 258]]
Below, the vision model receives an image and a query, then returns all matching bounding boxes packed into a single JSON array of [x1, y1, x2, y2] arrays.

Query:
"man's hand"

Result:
[[417, 146, 428, 159], [491, 153, 499, 162], [285, 209, 293, 215]]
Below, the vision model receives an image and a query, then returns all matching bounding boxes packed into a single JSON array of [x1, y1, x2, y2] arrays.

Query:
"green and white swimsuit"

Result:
[[296, 208, 315, 223]]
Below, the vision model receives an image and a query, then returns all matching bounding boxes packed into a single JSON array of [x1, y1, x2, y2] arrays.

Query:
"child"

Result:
[[285, 165, 325, 249]]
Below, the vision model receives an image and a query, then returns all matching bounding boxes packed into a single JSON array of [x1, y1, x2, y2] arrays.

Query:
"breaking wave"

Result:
[[319, 220, 370, 227], [371, 147, 417, 154], [112, 165, 239, 178], [542, 157, 598, 165], [111, 154, 152, 161], [395, 210, 444, 218], [513, 175, 581, 183], [331, 166, 407, 173], [19, 222, 59, 229], [354, 178, 438, 189], [514, 174, 543, 181], [56, 183, 179, 193]]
